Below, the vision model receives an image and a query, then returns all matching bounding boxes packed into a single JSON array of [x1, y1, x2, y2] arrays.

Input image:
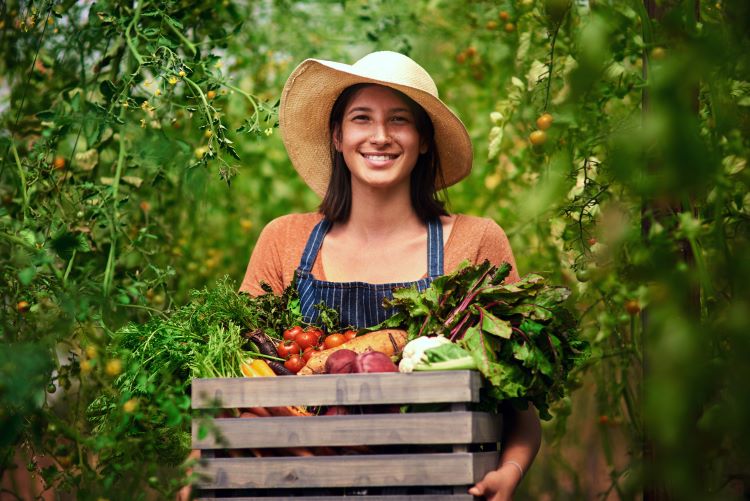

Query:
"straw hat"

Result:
[[279, 51, 473, 197]]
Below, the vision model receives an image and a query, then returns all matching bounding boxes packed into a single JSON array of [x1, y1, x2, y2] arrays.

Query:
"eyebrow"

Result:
[[347, 106, 412, 115]]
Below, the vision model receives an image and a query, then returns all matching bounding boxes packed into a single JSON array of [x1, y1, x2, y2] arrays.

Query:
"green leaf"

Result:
[[478, 307, 512, 338], [19, 229, 36, 247], [18, 267, 36, 285]]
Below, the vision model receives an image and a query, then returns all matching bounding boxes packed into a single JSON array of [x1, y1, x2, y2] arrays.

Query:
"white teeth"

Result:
[[363, 154, 397, 161]]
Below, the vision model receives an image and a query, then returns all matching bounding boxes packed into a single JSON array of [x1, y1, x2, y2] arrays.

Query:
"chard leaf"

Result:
[[512, 341, 554, 377], [478, 306, 513, 339], [520, 319, 545, 337], [508, 303, 554, 321]]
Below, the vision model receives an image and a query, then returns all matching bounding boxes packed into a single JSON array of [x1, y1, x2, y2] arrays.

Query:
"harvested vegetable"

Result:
[[240, 359, 276, 377], [353, 351, 399, 373], [324, 349, 358, 374], [298, 329, 408, 375], [398, 336, 451, 373], [374, 260, 589, 419]]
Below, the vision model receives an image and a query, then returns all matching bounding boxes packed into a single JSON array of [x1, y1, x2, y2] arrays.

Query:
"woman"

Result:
[[240, 51, 541, 500]]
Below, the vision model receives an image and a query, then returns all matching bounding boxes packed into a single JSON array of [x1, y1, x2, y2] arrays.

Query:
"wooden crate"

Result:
[[191, 371, 502, 500]]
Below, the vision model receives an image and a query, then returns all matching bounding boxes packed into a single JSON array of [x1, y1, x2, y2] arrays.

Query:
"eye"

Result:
[[351, 114, 370, 122], [391, 115, 409, 123]]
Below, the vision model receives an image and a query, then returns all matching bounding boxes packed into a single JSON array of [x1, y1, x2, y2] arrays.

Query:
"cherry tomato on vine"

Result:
[[575, 269, 591, 283], [529, 130, 547, 146], [323, 333, 346, 350], [277, 340, 301, 359], [536, 113, 554, 130], [17, 301, 30, 313], [283, 326, 304, 341], [625, 300, 641, 316], [284, 354, 305, 374], [53, 156, 66, 170], [499, 11, 510, 21]]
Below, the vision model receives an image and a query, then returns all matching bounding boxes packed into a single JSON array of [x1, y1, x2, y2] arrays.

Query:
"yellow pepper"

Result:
[[240, 358, 276, 377]]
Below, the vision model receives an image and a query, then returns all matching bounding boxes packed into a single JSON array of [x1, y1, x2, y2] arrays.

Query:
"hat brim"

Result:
[[279, 58, 473, 198]]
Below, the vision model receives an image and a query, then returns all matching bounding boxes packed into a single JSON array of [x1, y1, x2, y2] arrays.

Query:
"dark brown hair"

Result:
[[319, 83, 448, 222]]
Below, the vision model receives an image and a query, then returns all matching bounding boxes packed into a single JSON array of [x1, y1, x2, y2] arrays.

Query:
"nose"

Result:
[[369, 123, 392, 145]]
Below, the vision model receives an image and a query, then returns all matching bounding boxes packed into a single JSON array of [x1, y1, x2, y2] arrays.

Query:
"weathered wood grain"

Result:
[[192, 411, 502, 449], [194, 451, 500, 489], [196, 496, 473, 501], [192, 371, 482, 409]]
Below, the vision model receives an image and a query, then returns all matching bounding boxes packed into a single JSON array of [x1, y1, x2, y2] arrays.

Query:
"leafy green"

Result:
[[414, 343, 477, 371], [375, 260, 589, 419]]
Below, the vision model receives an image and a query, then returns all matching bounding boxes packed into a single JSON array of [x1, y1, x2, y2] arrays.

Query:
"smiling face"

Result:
[[333, 85, 428, 193]]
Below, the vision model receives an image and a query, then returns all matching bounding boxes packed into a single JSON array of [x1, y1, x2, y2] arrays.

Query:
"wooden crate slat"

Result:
[[194, 452, 500, 489], [192, 411, 502, 449], [192, 371, 482, 409], [196, 496, 473, 501]]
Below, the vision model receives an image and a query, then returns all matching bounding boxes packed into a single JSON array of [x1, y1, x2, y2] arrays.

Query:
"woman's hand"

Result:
[[467, 462, 523, 500]]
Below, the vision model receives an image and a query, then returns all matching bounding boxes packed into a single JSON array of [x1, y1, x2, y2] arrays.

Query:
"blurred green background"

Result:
[[1, 0, 749, 498]]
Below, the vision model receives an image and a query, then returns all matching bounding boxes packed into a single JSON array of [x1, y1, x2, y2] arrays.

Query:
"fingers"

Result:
[[468, 481, 485, 496]]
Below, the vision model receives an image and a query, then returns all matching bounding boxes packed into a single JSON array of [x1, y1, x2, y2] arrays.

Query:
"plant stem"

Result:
[[184, 77, 217, 140], [102, 107, 128, 295], [543, 23, 561, 112], [63, 249, 76, 287], [125, 0, 145, 65], [165, 17, 197, 55], [10, 141, 29, 218]]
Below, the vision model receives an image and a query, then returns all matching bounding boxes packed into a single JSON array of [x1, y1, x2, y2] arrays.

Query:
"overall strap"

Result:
[[426, 217, 444, 278], [298, 218, 332, 273]]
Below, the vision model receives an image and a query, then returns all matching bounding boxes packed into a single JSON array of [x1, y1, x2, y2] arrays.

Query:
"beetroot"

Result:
[[353, 351, 398, 373], [324, 405, 349, 415], [324, 349, 358, 374]]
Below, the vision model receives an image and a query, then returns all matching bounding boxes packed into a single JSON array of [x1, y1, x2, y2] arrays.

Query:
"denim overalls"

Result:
[[295, 217, 444, 329]]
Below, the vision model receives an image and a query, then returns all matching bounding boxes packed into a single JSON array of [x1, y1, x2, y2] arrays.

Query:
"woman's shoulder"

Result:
[[451, 213, 509, 238], [262, 211, 324, 236]]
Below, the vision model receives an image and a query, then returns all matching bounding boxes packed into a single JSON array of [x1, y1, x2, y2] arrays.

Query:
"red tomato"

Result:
[[277, 340, 301, 359], [343, 330, 357, 341], [284, 354, 305, 374], [305, 327, 324, 342], [323, 333, 346, 350], [302, 346, 320, 362], [295, 331, 318, 350], [283, 326, 304, 341]]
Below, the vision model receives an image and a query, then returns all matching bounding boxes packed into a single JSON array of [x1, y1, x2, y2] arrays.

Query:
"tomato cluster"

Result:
[[276, 326, 357, 373]]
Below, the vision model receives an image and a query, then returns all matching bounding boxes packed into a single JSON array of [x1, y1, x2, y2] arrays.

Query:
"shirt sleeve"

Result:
[[475, 218, 521, 284], [239, 217, 286, 296]]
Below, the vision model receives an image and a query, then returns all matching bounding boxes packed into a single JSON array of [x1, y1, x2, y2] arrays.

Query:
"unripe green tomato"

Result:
[[575, 268, 591, 282], [544, 0, 572, 24]]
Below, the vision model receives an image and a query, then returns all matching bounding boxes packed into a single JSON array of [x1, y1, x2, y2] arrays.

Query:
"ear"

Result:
[[419, 138, 429, 155], [332, 124, 342, 152]]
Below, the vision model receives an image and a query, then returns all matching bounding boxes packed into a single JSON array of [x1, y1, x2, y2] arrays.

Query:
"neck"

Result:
[[342, 183, 423, 241]]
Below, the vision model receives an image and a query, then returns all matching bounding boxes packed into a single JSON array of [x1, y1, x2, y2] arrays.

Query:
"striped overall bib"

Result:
[[295, 217, 444, 329]]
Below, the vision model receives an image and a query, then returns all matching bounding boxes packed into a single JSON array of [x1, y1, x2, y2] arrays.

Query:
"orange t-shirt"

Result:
[[240, 212, 520, 296]]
